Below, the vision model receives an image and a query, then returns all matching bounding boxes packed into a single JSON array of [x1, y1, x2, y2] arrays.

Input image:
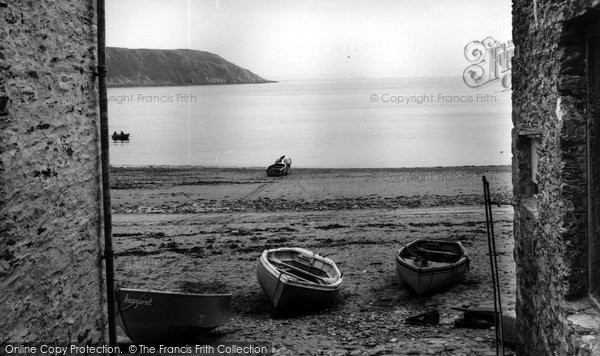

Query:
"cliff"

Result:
[[106, 47, 273, 87]]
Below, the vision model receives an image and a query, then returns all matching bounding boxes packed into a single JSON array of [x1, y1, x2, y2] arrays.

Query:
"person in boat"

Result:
[[275, 155, 285, 164], [120, 131, 125, 136], [283, 156, 292, 174], [113, 131, 117, 136]]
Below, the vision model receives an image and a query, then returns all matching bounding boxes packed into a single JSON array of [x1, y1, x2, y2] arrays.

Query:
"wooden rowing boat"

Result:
[[395, 240, 469, 295], [256, 247, 343, 310], [266, 163, 287, 177], [117, 288, 232, 344]]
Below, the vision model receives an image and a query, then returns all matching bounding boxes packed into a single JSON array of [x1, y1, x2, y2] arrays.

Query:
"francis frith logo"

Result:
[[463, 37, 513, 90]]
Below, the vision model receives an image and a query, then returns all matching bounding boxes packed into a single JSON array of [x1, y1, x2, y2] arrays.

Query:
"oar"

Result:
[[269, 258, 329, 284], [415, 247, 461, 258]]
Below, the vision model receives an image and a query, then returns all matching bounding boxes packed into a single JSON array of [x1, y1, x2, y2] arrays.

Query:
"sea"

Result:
[[107, 77, 512, 168]]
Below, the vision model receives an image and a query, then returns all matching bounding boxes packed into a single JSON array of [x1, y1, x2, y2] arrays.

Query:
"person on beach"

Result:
[[284, 156, 292, 174]]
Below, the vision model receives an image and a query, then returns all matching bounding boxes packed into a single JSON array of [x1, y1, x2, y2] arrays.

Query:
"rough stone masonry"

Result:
[[512, 0, 600, 355], [0, 0, 106, 343]]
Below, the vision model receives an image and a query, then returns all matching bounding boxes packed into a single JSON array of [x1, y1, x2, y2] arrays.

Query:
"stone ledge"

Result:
[[568, 312, 600, 333], [565, 298, 600, 354], [518, 129, 543, 137], [519, 196, 539, 219]]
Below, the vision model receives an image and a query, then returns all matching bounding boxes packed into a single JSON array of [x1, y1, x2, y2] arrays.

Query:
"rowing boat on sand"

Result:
[[117, 288, 231, 344], [257, 247, 343, 310], [396, 240, 469, 295]]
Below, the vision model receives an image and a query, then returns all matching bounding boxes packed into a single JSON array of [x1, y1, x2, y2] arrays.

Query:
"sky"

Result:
[[106, 0, 512, 81]]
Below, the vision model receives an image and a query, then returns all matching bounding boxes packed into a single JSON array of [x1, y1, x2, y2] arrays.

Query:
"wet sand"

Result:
[[111, 166, 515, 355]]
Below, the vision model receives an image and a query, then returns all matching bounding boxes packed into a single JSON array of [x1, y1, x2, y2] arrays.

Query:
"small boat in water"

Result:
[[112, 132, 130, 141], [257, 247, 343, 310], [117, 288, 232, 344], [266, 163, 287, 177], [395, 240, 469, 295]]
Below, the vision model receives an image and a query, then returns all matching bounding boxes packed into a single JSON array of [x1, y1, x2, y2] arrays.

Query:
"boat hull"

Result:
[[117, 288, 232, 344], [395, 240, 469, 295], [266, 163, 286, 177], [257, 247, 342, 310]]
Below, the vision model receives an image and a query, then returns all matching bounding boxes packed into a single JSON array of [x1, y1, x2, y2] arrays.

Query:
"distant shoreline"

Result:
[[106, 47, 274, 88], [110, 164, 511, 171]]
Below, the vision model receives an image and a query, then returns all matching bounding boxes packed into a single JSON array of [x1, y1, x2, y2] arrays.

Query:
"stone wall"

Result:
[[512, 0, 600, 354], [0, 0, 106, 343]]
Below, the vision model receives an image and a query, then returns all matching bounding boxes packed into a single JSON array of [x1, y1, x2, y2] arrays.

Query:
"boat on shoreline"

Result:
[[266, 163, 287, 177], [396, 240, 469, 295], [257, 247, 343, 310], [117, 288, 232, 344]]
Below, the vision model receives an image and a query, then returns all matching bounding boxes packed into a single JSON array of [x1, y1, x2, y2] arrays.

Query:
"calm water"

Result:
[[107, 77, 511, 168]]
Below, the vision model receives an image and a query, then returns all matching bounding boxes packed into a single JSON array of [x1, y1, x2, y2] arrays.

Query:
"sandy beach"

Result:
[[111, 166, 515, 355]]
